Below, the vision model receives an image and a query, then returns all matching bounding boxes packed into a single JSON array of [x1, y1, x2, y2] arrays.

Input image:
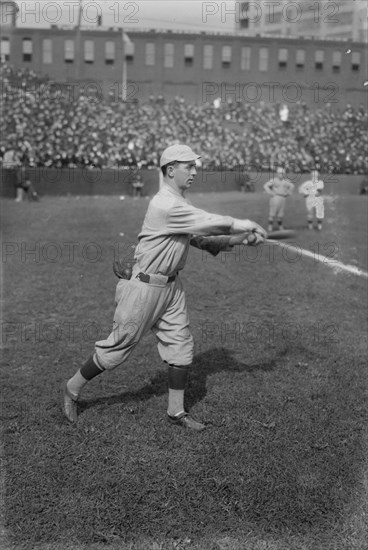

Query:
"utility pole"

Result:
[[122, 30, 127, 101], [122, 31, 132, 102]]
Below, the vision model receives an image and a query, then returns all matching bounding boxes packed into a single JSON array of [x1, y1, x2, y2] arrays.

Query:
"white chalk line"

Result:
[[265, 240, 368, 279]]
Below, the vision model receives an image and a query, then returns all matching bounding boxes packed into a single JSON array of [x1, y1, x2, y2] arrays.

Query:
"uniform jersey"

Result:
[[3, 150, 18, 168], [298, 179, 324, 198], [263, 177, 294, 197], [95, 184, 239, 370], [299, 178, 325, 220], [134, 184, 234, 277]]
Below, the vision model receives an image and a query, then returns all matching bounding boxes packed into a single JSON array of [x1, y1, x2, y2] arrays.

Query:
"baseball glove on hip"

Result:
[[112, 259, 136, 279]]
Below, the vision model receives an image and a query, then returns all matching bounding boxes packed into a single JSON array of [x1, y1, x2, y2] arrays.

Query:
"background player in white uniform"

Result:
[[263, 167, 295, 232], [63, 145, 267, 431], [298, 169, 325, 230]]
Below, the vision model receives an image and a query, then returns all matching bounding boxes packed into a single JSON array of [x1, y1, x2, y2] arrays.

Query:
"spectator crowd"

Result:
[[1, 64, 367, 174]]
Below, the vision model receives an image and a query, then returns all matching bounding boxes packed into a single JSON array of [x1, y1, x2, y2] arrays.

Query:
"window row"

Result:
[[57, 38, 117, 64], [0, 37, 362, 73], [144, 43, 362, 72], [0, 37, 117, 65]]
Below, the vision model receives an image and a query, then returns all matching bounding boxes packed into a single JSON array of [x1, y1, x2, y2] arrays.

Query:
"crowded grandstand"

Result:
[[1, 64, 367, 174]]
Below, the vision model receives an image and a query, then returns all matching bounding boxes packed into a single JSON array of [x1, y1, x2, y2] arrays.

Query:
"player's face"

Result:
[[276, 168, 284, 178], [172, 161, 197, 193]]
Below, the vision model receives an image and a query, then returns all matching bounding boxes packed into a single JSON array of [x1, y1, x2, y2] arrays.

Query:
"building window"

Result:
[[125, 41, 134, 63], [315, 50, 324, 70], [240, 18, 249, 29], [105, 41, 115, 65], [65, 39, 75, 63], [145, 42, 155, 66], [278, 48, 288, 69], [259, 47, 268, 71], [0, 37, 10, 62], [332, 51, 341, 73], [241, 46, 251, 71], [352, 51, 361, 71], [203, 44, 213, 70], [184, 43, 194, 67], [336, 11, 354, 25], [296, 49, 305, 69], [164, 43, 174, 68], [272, 11, 283, 24], [222, 45, 231, 68], [42, 38, 52, 64], [84, 40, 94, 64], [240, 8, 250, 29], [240, 1, 249, 28], [22, 38, 32, 62]]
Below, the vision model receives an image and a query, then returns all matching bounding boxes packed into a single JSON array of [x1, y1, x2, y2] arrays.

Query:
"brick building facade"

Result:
[[1, 0, 367, 108]]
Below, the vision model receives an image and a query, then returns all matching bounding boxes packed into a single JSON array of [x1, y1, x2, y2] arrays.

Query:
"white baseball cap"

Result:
[[159, 144, 201, 168]]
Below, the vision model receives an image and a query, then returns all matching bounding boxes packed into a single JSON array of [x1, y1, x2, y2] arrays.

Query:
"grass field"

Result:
[[1, 189, 368, 550]]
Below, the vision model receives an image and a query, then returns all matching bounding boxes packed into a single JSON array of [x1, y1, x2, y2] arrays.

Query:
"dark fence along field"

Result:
[[0, 167, 365, 198]]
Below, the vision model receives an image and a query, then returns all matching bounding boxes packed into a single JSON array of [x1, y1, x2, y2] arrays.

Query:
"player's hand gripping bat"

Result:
[[247, 229, 296, 245]]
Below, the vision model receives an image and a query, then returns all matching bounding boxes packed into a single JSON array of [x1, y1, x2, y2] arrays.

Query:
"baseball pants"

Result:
[[306, 197, 324, 219], [94, 275, 194, 370], [269, 195, 286, 218]]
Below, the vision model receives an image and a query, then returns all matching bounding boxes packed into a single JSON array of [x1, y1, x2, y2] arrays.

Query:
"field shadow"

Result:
[[80, 347, 280, 413], [77, 345, 365, 542]]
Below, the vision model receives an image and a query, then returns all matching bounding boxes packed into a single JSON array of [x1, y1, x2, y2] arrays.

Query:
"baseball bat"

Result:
[[247, 229, 296, 244], [266, 229, 297, 241]]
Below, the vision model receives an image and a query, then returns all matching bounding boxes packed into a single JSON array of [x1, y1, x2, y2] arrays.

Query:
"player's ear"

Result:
[[167, 163, 176, 178]]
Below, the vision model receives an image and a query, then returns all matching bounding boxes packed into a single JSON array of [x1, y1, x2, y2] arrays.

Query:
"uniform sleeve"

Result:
[[298, 181, 309, 194], [190, 235, 234, 256], [166, 202, 234, 236], [263, 180, 274, 194]]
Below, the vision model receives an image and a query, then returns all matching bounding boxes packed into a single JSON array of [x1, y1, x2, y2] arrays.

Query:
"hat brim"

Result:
[[160, 154, 201, 168]]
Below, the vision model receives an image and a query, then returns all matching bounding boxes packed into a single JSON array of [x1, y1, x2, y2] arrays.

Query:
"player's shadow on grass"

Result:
[[81, 347, 281, 412]]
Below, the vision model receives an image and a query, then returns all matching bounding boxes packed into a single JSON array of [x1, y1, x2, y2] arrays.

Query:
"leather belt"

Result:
[[136, 272, 177, 285]]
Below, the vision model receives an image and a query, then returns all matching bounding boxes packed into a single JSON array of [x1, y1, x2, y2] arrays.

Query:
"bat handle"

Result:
[[246, 232, 258, 245]]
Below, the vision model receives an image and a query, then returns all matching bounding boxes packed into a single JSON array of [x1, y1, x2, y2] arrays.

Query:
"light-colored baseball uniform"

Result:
[[94, 183, 236, 370], [264, 176, 295, 218], [299, 178, 325, 219], [3, 149, 18, 168]]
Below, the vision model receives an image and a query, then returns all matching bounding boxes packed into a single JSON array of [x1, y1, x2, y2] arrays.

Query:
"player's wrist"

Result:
[[230, 218, 254, 234]]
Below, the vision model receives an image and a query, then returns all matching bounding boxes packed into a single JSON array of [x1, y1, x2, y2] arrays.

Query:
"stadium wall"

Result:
[[2, 26, 367, 109], [0, 168, 364, 198]]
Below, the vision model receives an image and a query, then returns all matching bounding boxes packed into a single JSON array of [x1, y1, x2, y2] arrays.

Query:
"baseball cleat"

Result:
[[62, 384, 79, 423], [167, 412, 206, 431]]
